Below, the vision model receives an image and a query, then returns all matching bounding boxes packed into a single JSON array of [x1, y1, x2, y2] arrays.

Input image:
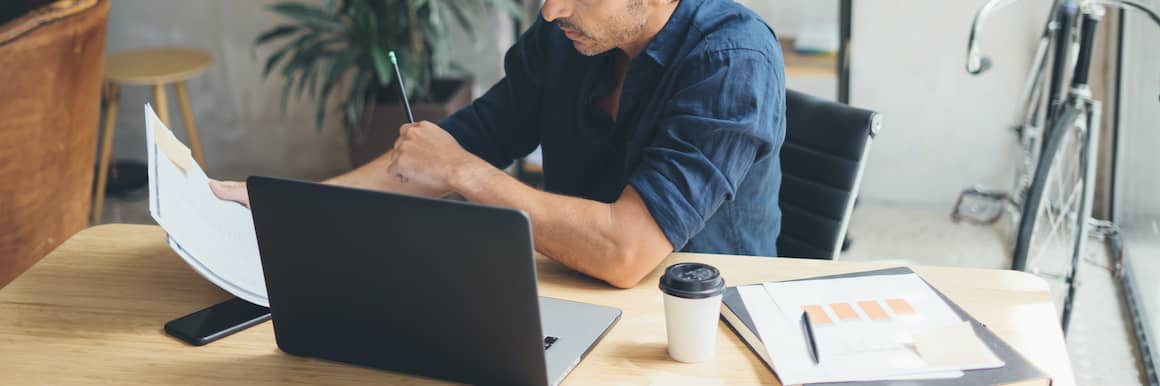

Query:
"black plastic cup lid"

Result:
[[659, 263, 725, 299]]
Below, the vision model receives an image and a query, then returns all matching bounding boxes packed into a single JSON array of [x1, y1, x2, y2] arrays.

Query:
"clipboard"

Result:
[[720, 267, 1050, 386]]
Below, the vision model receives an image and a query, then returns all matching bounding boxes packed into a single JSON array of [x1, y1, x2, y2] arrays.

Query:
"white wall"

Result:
[[739, 0, 838, 38], [105, 0, 511, 180], [1116, 11, 1160, 222], [850, 0, 1053, 207]]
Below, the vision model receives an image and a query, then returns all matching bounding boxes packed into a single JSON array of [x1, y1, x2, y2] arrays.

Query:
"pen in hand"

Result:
[[388, 51, 415, 124]]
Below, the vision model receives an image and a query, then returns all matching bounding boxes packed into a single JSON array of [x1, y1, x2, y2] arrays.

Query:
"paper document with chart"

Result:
[[721, 267, 1049, 386], [751, 273, 1001, 384], [145, 104, 268, 306]]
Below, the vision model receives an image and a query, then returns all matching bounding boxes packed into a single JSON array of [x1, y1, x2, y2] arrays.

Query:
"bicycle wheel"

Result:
[[1011, 105, 1092, 329]]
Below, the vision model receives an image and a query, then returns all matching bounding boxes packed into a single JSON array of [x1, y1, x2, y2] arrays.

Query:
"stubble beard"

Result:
[[571, 0, 648, 56]]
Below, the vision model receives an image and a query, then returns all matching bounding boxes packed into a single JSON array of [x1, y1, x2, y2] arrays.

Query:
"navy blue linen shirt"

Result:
[[440, 0, 785, 256]]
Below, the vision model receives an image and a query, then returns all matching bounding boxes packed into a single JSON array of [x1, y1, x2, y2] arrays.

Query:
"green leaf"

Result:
[[346, 71, 372, 128], [269, 3, 347, 32], [361, 2, 390, 87], [255, 25, 301, 46], [260, 0, 528, 124], [262, 47, 291, 79], [269, 33, 319, 77], [320, 51, 356, 99], [280, 35, 336, 82], [260, 30, 319, 79], [280, 77, 295, 117], [443, 1, 475, 36], [310, 52, 350, 129], [370, 45, 393, 87], [348, 0, 374, 32], [296, 60, 318, 98], [308, 61, 321, 97], [312, 51, 356, 130]]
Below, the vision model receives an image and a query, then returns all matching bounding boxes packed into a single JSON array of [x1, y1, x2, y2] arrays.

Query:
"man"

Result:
[[212, 0, 785, 289]]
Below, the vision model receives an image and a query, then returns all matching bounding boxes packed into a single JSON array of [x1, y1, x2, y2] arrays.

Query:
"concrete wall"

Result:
[[850, 0, 1053, 207], [105, 0, 511, 180], [745, 0, 1052, 210], [1116, 12, 1160, 223], [740, 0, 838, 38]]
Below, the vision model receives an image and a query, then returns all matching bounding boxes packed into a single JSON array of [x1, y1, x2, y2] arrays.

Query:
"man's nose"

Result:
[[541, 0, 573, 22]]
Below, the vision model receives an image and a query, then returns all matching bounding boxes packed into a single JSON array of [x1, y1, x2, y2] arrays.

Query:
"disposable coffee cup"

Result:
[[659, 263, 726, 363]]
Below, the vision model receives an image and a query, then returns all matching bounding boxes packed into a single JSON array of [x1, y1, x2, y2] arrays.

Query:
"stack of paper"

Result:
[[145, 105, 268, 306], [731, 272, 1004, 385]]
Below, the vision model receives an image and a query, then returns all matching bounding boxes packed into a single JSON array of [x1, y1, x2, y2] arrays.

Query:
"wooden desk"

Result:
[[0, 225, 1074, 385]]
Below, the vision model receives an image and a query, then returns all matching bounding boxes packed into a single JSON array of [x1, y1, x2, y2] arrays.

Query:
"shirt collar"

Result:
[[642, 0, 701, 67]]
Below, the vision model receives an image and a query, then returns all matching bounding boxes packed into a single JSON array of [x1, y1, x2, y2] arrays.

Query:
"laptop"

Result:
[[246, 176, 621, 386]]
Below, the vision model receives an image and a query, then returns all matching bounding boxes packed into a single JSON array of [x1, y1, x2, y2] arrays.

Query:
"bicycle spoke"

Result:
[[1025, 123, 1087, 281], [1030, 178, 1083, 274]]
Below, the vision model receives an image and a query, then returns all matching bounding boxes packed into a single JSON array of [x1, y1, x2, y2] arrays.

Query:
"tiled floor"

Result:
[[98, 193, 1146, 384], [843, 204, 1146, 386]]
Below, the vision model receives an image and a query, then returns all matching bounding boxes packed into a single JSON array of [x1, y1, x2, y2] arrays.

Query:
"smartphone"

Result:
[[164, 297, 271, 346]]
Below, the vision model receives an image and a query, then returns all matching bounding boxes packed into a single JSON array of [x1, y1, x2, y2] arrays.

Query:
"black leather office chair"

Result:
[[776, 90, 880, 260]]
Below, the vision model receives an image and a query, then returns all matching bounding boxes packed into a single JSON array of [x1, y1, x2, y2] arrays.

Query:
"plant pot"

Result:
[[348, 78, 473, 168]]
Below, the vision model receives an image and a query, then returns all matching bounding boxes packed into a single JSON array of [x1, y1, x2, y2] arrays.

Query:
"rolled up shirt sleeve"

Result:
[[628, 48, 780, 251], [439, 19, 547, 169]]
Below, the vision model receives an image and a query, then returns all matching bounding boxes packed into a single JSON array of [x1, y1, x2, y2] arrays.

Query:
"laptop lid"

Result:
[[247, 176, 550, 386]]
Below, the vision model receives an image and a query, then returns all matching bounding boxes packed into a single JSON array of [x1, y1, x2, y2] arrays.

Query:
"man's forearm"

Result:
[[324, 150, 444, 197], [449, 164, 672, 288]]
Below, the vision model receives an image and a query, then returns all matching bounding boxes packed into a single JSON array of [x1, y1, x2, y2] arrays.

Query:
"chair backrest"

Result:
[[777, 90, 880, 260]]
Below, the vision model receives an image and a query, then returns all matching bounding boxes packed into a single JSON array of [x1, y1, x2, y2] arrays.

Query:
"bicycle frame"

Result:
[[962, 0, 1160, 331], [955, 0, 1160, 220]]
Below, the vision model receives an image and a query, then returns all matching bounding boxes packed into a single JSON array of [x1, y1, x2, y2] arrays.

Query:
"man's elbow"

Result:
[[605, 273, 645, 290], [600, 248, 666, 289]]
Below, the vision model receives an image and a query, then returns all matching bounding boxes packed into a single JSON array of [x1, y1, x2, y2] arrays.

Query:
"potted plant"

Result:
[[257, 0, 523, 167]]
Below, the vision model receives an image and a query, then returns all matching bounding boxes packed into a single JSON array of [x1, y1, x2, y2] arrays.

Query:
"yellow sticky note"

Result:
[[912, 321, 1003, 369], [151, 115, 193, 174]]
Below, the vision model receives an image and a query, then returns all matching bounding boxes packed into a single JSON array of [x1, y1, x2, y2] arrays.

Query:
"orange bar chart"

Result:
[[801, 298, 918, 324]]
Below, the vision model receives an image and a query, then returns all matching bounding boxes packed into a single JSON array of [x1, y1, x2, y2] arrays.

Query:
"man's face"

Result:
[[542, 0, 649, 56]]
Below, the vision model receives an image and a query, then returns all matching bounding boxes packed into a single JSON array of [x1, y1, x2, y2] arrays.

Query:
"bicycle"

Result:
[[954, 0, 1160, 332], [952, 0, 1068, 231]]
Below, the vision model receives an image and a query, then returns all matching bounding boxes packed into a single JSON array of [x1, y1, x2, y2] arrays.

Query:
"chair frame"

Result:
[[829, 114, 881, 259]]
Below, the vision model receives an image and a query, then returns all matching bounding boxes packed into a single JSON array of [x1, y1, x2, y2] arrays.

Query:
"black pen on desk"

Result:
[[388, 51, 415, 124], [801, 311, 820, 365]]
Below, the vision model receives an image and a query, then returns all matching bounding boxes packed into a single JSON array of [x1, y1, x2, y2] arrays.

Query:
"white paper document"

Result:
[[145, 105, 268, 306], [741, 273, 1002, 385]]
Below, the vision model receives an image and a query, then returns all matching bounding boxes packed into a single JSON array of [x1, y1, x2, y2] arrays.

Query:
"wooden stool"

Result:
[[93, 48, 212, 223]]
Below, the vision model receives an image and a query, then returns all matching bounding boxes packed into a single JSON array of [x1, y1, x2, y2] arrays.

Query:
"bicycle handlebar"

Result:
[[1091, 0, 1160, 27], [966, 0, 1025, 75], [967, 0, 1160, 75]]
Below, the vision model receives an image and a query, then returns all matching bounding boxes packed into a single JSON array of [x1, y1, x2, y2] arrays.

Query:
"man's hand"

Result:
[[209, 180, 250, 208], [205, 122, 477, 210], [388, 121, 494, 194]]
